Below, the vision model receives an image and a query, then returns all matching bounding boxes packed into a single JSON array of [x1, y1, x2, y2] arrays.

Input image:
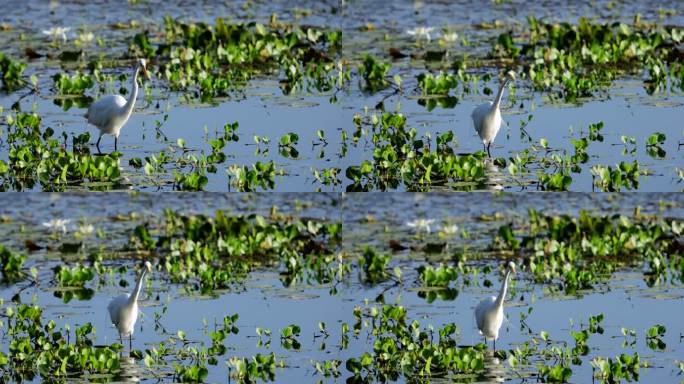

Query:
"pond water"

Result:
[[1, 1, 684, 382], [0, 192, 682, 383], [0, 0, 683, 191]]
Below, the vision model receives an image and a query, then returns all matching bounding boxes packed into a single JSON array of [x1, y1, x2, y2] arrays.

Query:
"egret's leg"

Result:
[[96, 136, 102, 154], [118, 333, 124, 357], [493, 339, 496, 352], [129, 334, 132, 351], [486, 142, 492, 158], [482, 142, 487, 154], [114, 136, 118, 152]]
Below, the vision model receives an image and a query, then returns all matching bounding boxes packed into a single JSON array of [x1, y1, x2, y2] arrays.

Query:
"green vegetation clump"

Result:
[[53, 264, 95, 287], [229, 352, 276, 383], [130, 209, 342, 292], [0, 305, 121, 381], [358, 246, 390, 283], [342, 304, 485, 381], [419, 264, 459, 287], [494, 209, 684, 292], [590, 161, 641, 192], [227, 161, 276, 192], [0, 53, 26, 91], [591, 352, 640, 383], [495, 17, 684, 100], [345, 112, 486, 191], [0, 245, 26, 282], [52, 72, 95, 95], [144, 17, 341, 100], [359, 54, 391, 92], [417, 72, 459, 95], [1, 112, 122, 191]]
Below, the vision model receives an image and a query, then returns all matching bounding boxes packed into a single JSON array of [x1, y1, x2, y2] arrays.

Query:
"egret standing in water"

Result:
[[85, 59, 149, 153], [474, 261, 516, 351], [471, 70, 516, 157], [108, 261, 152, 350]]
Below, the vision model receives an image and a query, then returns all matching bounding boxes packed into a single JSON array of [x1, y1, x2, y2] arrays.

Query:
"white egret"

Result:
[[474, 261, 516, 351], [85, 59, 149, 153], [471, 70, 516, 157], [108, 261, 152, 350]]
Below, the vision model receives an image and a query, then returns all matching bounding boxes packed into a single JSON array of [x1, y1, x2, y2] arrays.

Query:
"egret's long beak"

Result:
[[510, 264, 517, 274], [145, 263, 152, 273], [142, 66, 151, 80]]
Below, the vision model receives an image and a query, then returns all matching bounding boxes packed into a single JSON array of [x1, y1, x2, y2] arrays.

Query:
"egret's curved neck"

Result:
[[492, 79, 509, 112], [495, 269, 512, 308], [129, 268, 147, 305], [124, 66, 141, 115]]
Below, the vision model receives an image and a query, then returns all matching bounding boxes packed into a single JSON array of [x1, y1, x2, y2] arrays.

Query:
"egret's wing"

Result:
[[474, 296, 497, 332], [471, 102, 493, 135], [87, 95, 126, 128], [107, 294, 129, 326]]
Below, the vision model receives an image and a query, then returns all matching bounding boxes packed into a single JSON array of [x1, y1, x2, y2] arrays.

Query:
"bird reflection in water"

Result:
[[115, 355, 142, 383], [477, 353, 506, 383], [427, 352, 506, 384], [483, 159, 505, 191]]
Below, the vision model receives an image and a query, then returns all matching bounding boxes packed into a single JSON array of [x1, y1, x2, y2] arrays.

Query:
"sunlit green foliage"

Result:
[[538, 363, 573, 383], [0, 245, 26, 282], [645, 324, 666, 350], [0, 53, 26, 91], [146, 17, 341, 100], [590, 161, 641, 192], [1, 112, 121, 191], [341, 304, 485, 381], [495, 17, 684, 100], [345, 112, 486, 191], [53, 264, 95, 287], [227, 161, 276, 192], [419, 264, 459, 287], [279, 324, 301, 350], [591, 352, 640, 383], [229, 352, 276, 383], [417, 72, 459, 95], [129, 210, 341, 293], [358, 247, 390, 284], [0, 305, 120, 381], [359, 54, 391, 92], [52, 72, 95, 95], [494, 209, 684, 292]]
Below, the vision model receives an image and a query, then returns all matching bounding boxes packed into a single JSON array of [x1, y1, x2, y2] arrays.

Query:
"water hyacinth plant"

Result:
[[0, 194, 682, 382], [494, 16, 684, 100], [1, 112, 122, 191]]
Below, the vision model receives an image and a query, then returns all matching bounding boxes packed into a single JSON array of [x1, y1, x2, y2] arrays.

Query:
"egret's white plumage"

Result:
[[474, 261, 516, 350], [85, 59, 149, 153], [471, 71, 516, 157], [108, 261, 152, 349]]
